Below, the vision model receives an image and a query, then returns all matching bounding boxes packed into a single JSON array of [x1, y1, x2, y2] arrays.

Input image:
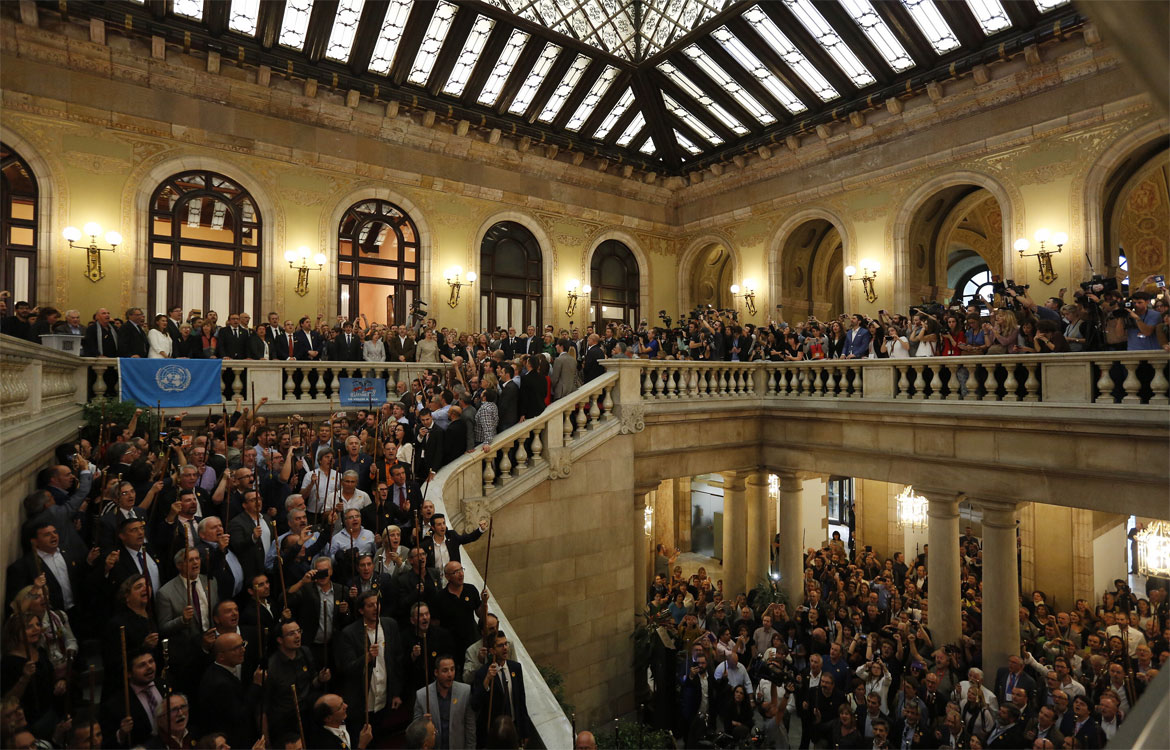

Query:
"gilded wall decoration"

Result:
[[1114, 159, 1169, 281]]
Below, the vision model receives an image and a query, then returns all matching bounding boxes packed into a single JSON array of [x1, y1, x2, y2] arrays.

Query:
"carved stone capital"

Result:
[[618, 403, 645, 434], [547, 448, 572, 480]]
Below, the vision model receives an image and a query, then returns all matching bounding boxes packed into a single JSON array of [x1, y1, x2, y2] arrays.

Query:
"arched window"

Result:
[[480, 221, 542, 331], [337, 200, 420, 325], [1, 143, 38, 303], [149, 171, 261, 321], [590, 239, 639, 326], [958, 269, 994, 314]]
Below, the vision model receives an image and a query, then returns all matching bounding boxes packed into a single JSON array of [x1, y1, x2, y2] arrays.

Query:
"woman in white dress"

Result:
[[883, 326, 911, 358], [909, 314, 939, 356], [147, 314, 173, 358]]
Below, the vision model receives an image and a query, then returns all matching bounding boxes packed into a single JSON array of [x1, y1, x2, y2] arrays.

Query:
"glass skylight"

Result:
[[838, 0, 915, 72], [784, 0, 876, 87], [966, 0, 1012, 34], [407, 1, 459, 86], [616, 112, 646, 147], [368, 0, 414, 75], [442, 14, 496, 97], [1034, 0, 1071, 10], [639, 137, 657, 155], [507, 42, 561, 116], [173, 0, 204, 21], [683, 45, 776, 125], [538, 54, 592, 123], [278, 0, 316, 50], [477, 29, 530, 106], [228, 0, 261, 35], [593, 87, 635, 140], [741, 5, 839, 101], [325, 0, 365, 62], [565, 65, 620, 131], [658, 61, 749, 135], [899, 0, 960, 54], [662, 93, 723, 145], [711, 26, 807, 114], [674, 130, 703, 156]]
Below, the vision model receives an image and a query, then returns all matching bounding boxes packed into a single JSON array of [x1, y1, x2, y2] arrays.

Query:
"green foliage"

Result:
[[631, 608, 676, 670], [595, 720, 676, 749], [537, 663, 574, 717], [80, 398, 157, 444], [750, 578, 790, 616]]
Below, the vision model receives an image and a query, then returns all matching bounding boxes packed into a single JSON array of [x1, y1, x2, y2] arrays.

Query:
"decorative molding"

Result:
[[618, 403, 645, 434]]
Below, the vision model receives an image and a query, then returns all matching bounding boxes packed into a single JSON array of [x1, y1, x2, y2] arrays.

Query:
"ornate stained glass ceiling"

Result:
[[79, 0, 1080, 174]]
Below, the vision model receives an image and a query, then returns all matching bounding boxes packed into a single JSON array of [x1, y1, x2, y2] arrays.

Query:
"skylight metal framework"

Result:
[[508, 42, 562, 115], [784, 0, 876, 87], [325, 0, 365, 62], [278, 0, 315, 50], [565, 65, 620, 131], [683, 45, 775, 126], [741, 5, 839, 101], [900, 0, 961, 54], [442, 15, 496, 97], [538, 54, 592, 123], [659, 61, 749, 135], [227, 0, 261, 36], [477, 29, 531, 106], [838, 0, 915, 72], [407, 1, 459, 86], [593, 87, 636, 140]]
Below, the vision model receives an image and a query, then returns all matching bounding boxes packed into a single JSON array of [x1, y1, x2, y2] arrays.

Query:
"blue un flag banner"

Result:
[[338, 377, 387, 407], [118, 358, 224, 407]]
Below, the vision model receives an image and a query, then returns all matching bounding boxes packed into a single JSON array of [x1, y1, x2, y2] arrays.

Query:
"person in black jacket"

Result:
[[1, 300, 35, 341], [82, 308, 119, 357], [215, 313, 249, 359], [246, 323, 272, 360], [413, 410, 444, 479], [441, 406, 470, 467], [582, 334, 606, 382], [518, 357, 546, 420], [496, 365, 520, 431], [116, 307, 150, 358], [195, 633, 262, 748], [329, 321, 363, 361]]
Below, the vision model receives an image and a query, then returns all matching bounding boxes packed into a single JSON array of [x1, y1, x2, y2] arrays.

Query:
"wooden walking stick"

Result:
[[364, 629, 371, 726], [423, 627, 431, 715], [119, 626, 131, 719], [291, 683, 306, 750]]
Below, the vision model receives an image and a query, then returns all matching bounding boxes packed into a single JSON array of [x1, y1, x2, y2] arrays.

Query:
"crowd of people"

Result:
[[642, 533, 1167, 749]]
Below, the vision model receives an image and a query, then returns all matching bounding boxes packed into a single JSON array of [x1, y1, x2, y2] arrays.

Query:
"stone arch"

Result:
[[582, 229, 651, 325], [128, 154, 279, 314], [0, 126, 60, 305], [891, 170, 1017, 312], [1081, 119, 1169, 277], [323, 185, 434, 322], [767, 207, 852, 315], [678, 232, 742, 314], [471, 211, 555, 329]]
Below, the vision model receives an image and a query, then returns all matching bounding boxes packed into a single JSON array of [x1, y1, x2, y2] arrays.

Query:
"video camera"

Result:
[[409, 299, 427, 321], [1079, 275, 1119, 295], [658, 309, 672, 328]]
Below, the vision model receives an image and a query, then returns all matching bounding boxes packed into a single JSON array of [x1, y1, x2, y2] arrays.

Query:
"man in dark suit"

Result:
[[387, 325, 416, 362], [227, 491, 273, 583], [523, 325, 542, 356], [97, 516, 163, 606], [216, 313, 249, 359], [116, 307, 150, 358], [501, 327, 523, 360], [294, 317, 323, 361], [471, 631, 532, 746], [677, 650, 716, 744], [583, 334, 606, 382], [309, 694, 373, 750], [335, 591, 402, 735], [497, 365, 520, 431], [100, 649, 166, 747], [195, 632, 262, 748], [272, 320, 304, 360], [891, 700, 931, 749], [288, 557, 350, 662], [441, 406, 470, 468], [330, 321, 364, 361], [1067, 695, 1103, 749], [994, 655, 1038, 706], [264, 311, 283, 347], [985, 704, 1029, 748], [6, 520, 86, 616], [165, 305, 184, 344], [518, 357, 546, 420], [422, 514, 487, 570], [413, 410, 444, 479]]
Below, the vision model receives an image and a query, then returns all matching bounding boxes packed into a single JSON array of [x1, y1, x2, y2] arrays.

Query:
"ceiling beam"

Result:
[[871, 0, 937, 68], [667, 51, 762, 136], [1003, 0, 1042, 29], [631, 70, 681, 170], [755, 2, 856, 97], [347, 0, 390, 76], [425, 5, 478, 97], [389, 1, 437, 86], [724, 16, 822, 114], [204, 0, 229, 37], [599, 101, 642, 148], [577, 70, 633, 139], [934, 0, 987, 50], [255, 0, 284, 50], [459, 21, 512, 107], [492, 37, 547, 115], [146, 0, 167, 21], [664, 109, 717, 158], [651, 68, 738, 145], [811, 1, 895, 87], [522, 47, 579, 123], [550, 57, 607, 131], [693, 35, 792, 125], [302, 0, 339, 63]]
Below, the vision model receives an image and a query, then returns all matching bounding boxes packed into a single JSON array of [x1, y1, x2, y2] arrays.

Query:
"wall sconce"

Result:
[[64, 222, 122, 282], [285, 246, 326, 297], [1013, 228, 1065, 285], [1134, 520, 1170, 579], [445, 266, 476, 308], [729, 279, 758, 316], [845, 260, 879, 303], [565, 278, 591, 317], [896, 485, 928, 530], [643, 500, 653, 537]]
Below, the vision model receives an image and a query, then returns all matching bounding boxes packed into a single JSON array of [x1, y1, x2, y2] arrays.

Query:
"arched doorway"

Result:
[[0, 143, 38, 303], [779, 219, 843, 319], [906, 186, 1004, 307], [479, 221, 543, 331], [589, 239, 640, 327], [687, 242, 735, 315], [1101, 140, 1169, 290], [336, 199, 421, 326]]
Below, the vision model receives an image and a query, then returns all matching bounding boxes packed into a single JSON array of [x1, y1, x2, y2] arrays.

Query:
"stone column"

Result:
[[977, 500, 1020, 674], [923, 489, 961, 647], [776, 472, 805, 606], [633, 483, 658, 614], [721, 471, 748, 599], [745, 472, 770, 594]]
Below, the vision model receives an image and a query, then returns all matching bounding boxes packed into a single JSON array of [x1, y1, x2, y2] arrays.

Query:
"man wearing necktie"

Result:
[[330, 321, 363, 361], [116, 307, 150, 358], [216, 312, 248, 360], [100, 649, 165, 747], [157, 547, 218, 637], [472, 631, 532, 746]]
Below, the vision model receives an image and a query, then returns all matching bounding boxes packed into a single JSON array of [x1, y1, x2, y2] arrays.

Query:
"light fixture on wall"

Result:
[[565, 278, 591, 317], [444, 266, 476, 308], [63, 222, 122, 282], [896, 485, 928, 530], [1013, 228, 1065, 285], [643, 499, 653, 537], [1134, 520, 1170, 579], [845, 260, 879, 303], [285, 246, 326, 297], [729, 279, 758, 316]]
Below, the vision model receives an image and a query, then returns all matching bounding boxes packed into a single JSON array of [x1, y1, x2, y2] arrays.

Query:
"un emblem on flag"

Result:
[[155, 364, 192, 392]]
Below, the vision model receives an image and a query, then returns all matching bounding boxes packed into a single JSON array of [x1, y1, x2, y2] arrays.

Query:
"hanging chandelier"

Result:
[[897, 485, 928, 530], [1135, 520, 1170, 579]]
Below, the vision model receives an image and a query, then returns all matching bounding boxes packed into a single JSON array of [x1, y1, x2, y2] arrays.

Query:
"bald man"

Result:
[[196, 632, 263, 747], [575, 730, 598, 749]]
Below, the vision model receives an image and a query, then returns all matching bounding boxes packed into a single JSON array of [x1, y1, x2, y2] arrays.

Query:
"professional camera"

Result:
[[1079, 275, 1119, 295], [658, 309, 673, 328], [991, 278, 1030, 297], [409, 299, 427, 321]]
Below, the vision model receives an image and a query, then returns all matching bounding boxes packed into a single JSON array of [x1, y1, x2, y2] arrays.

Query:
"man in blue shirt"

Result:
[[1126, 291, 1160, 350]]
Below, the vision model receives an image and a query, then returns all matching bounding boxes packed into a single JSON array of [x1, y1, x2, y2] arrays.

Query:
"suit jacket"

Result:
[[845, 327, 872, 358], [442, 419, 469, 467], [272, 331, 306, 360], [294, 329, 322, 361], [330, 333, 364, 362], [551, 352, 577, 399], [518, 369, 546, 420], [985, 720, 1028, 749], [228, 513, 269, 583], [335, 617, 403, 720], [502, 337, 523, 360], [246, 333, 271, 360], [388, 335, 417, 362], [471, 660, 531, 741], [81, 321, 117, 357], [414, 426, 444, 478], [156, 574, 218, 636], [583, 344, 606, 382], [891, 719, 932, 749], [290, 582, 349, 646], [117, 321, 149, 358], [307, 726, 350, 750], [497, 380, 520, 430], [526, 337, 543, 356], [196, 662, 260, 748], [216, 326, 249, 359], [166, 317, 183, 344], [994, 667, 1037, 704], [101, 678, 169, 747], [1070, 717, 1103, 750], [5, 550, 85, 612], [422, 528, 485, 570], [414, 681, 476, 749]]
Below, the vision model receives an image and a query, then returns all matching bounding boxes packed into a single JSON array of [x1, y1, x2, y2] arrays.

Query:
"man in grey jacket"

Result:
[[414, 654, 476, 749], [551, 339, 577, 400]]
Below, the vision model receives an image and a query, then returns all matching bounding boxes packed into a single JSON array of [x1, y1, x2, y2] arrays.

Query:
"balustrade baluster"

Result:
[[854, 366, 863, 398], [686, 368, 698, 398], [767, 368, 777, 396], [92, 365, 108, 398], [1023, 362, 1040, 402], [899, 365, 914, 399], [652, 367, 664, 399], [530, 427, 544, 461], [946, 364, 962, 401], [641, 369, 653, 401], [830, 367, 842, 398], [795, 369, 806, 396], [1121, 362, 1142, 404], [574, 401, 588, 433], [482, 456, 496, 495], [1150, 361, 1170, 405], [716, 368, 727, 396], [728, 368, 739, 395], [602, 386, 615, 418], [284, 368, 296, 400], [744, 366, 756, 396], [514, 431, 529, 472], [1093, 360, 1115, 403], [929, 365, 943, 400], [1002, 364, 1019, 402], [498, 444, 513, 483], [230, 368, 244, 398], [588, 393, 601, 428], [812, 367, 824, 397]]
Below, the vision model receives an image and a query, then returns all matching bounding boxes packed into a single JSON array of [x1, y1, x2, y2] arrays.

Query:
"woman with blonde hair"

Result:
[[986, 308, 1020, 355]]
